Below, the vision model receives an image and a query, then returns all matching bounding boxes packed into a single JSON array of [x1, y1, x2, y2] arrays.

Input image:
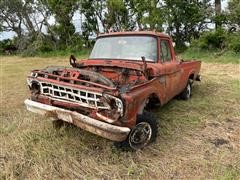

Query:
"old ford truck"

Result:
[[24, 31, 201, 150]]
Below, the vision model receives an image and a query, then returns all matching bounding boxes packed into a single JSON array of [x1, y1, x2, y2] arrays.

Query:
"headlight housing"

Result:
[[103, 94, 124, 116]]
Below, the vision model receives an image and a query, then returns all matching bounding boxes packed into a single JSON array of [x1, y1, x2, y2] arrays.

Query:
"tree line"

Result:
[[0, 0, 239, 55]]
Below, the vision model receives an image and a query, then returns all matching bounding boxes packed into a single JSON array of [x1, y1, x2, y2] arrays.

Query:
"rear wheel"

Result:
[[179, 80, 192, 100]]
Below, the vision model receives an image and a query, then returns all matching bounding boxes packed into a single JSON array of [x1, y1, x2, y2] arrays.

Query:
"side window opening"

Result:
[[160, 40, 172, 63]]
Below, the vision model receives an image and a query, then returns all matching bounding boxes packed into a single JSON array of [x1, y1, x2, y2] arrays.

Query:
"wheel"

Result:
[[52, 119, 71, 129], [114, 111, 158, 151], [179, 80, 192, 100], [52, 119, 64, 129]]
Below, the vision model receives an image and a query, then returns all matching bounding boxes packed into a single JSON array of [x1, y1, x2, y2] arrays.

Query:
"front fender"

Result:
[[120, 78, 164, 128]]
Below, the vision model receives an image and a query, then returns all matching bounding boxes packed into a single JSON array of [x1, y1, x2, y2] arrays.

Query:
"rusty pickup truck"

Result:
[[25, 31, 201, 150]]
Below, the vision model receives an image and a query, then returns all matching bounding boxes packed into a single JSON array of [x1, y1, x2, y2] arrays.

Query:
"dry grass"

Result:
[[0, 56, 240, 179]]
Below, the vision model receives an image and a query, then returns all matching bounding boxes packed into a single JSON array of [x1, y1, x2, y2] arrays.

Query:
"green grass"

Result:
[[0, 56, 240, 179], [219, 167, 240, 180], [178, 48, 240, 64]]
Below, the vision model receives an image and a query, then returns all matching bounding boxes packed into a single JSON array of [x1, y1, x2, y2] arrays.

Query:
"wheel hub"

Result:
[[129, 122, 152, 150], [186, 84, 191, 98]]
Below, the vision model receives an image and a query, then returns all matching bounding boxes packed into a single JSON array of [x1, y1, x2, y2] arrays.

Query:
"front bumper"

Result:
[[24, 99, 130, 142]]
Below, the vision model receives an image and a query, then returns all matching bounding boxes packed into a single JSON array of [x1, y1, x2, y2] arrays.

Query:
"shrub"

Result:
[[191, 29, 240, 53], [192, 29, 227, 50], [227, 33, 240, 53], [67, 33, 85, 52], [0, 39, 17, 54]]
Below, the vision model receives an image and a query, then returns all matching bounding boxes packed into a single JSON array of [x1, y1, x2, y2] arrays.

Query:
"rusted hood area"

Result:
[[77, 59, 162, 77], [77, 59, 144, 71]]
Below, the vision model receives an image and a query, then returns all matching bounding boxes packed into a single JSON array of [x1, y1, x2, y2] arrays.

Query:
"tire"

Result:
[[179, 80, 192, 100], [52, 119, 71, 129], [114, 111, 158, 151]]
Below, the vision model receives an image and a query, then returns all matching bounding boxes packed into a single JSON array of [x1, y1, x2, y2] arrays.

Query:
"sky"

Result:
[[0, 0, 229, 40]]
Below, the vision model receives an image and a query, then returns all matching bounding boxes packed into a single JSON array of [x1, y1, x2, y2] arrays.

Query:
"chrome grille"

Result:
[[39, 82, 110, 110]]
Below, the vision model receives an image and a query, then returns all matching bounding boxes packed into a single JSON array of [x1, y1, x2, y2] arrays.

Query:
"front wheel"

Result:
[[52, 119, 72, 129], [114, 111, 158, 151]]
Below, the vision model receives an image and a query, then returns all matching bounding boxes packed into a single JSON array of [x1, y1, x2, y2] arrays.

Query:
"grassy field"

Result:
[[0, 55, 240, 179]]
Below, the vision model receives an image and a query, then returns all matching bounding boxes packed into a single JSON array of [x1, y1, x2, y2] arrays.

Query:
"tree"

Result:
[[80, 0, 107, 47], [80, 0, 135, 33], [215, 0, 223, 30], [163, 0, 212, 49], [80, 0, 135, 46], [42, 0, 79, 48], [128, 0, 164, 31], [80, 0, 105, 34], [106, 0, 135, 31], [0, 0, 24, 38], [0, 0, 53, 52], [227, 0, 240, 28], [0, 0, 52, 37]]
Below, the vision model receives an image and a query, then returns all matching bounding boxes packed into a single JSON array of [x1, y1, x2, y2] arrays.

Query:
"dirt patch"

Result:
[[211, 138, 229, 147], [203, 118, 240, 150]]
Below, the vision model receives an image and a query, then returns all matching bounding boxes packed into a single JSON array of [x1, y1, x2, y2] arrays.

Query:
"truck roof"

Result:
[[97, 31, 170, 38]]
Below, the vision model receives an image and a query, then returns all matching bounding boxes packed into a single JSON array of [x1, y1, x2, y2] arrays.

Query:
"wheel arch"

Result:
[[189, 73, 195, 80], [137, 92, 162, 115], [188, 69, 198, 81]]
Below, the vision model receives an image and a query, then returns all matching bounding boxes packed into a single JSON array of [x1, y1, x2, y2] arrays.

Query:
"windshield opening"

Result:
[[89, 36, 157, 62]]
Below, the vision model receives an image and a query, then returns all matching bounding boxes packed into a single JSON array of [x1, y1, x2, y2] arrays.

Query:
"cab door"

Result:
[[159, 39, 181, 99]]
